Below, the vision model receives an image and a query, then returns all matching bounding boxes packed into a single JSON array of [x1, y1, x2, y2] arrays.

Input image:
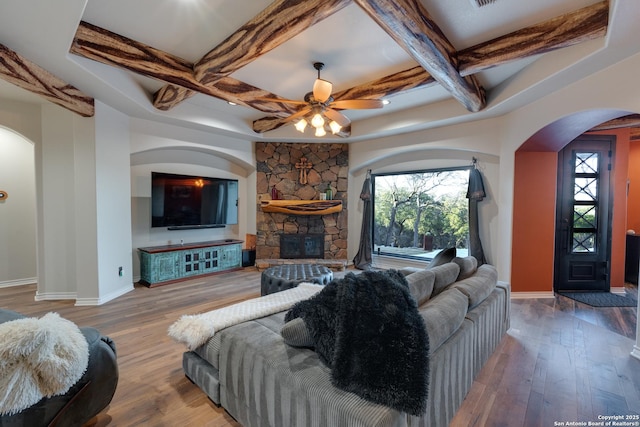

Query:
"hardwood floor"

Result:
[[451, 283, 639, 426], [1, 269, 638, 426]]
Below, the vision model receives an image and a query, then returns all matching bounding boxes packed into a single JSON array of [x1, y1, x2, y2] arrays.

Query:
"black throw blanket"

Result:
[[285, 270, 430, 416]]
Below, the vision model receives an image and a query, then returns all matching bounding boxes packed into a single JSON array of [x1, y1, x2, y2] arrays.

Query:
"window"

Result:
[[372, 167, 470, 261]]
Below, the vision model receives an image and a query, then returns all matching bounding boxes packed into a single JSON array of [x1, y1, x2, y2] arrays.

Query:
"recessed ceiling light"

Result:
[[382, 99, 390, 105], [227, 101, 237, 106]]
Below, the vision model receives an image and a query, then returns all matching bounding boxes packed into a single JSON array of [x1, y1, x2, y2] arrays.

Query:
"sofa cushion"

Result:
[[398, 266, 421, 276], [452, 256, 478, 281], [280, 317, 314, 348], [429, 262, 461, 297], [405, 269, 436, 305], [450, 264, 498, 308], [419, 287, 468, 353], [426, 247, 456, 268]]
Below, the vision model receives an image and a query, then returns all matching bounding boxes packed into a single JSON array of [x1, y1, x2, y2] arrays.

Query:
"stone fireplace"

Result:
[[255, 142, 348, 263]]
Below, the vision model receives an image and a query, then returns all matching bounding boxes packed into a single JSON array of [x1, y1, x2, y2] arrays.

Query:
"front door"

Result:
[[554, 135, 614, 292]]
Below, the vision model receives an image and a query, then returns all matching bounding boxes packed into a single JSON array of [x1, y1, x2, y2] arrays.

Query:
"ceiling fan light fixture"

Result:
[[315, 126, 327, 137], [311, 113, 325, 128], [294, 118, 307, 133], [329, 120, 341, 134], [313, 79, 333, 103]]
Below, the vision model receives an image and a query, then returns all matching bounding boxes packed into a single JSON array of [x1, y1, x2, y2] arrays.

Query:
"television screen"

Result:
[[151, 172, 238, 228]]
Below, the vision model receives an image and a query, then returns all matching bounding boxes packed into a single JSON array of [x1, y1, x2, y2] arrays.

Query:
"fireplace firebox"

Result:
[[280, 234, 324, 259]]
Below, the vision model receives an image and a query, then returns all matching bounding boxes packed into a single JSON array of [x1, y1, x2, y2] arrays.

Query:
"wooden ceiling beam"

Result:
[[458, 1, 608, 75], [590, 114, 640, 140], [70, 21, 298, 115], [0, 43, 94, 117], [589, 114, 640, 131], [68, 1, 608, 136], [352, 0, 486, 113], [331, 1, 608, 100], [153, 0, 351, 110], [252, 2, 608, 134]]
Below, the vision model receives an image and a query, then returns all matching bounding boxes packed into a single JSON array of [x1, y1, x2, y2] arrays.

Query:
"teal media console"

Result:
[[138, 239, 243, 287]]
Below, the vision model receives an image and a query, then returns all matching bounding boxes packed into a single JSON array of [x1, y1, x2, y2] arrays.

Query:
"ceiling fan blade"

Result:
[[330, 99, 384, 110], [325, 108, 351, 127], [256, 97, 308, 105], [283, 106, 312, 123], [313, 79, 333, 103]]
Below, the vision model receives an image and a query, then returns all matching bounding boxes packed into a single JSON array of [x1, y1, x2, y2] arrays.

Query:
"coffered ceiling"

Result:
[[1, 0, 639, 142]]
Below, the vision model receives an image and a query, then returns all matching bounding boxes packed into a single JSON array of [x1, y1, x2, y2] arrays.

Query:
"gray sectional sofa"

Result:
[[182, 257, 510, 427]]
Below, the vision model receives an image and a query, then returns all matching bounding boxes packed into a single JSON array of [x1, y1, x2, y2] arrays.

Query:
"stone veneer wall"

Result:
[[255, 142, 348, 260]]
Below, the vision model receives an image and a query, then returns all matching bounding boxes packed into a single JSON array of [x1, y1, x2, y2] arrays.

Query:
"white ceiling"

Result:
[[0, 0, 637, 142]]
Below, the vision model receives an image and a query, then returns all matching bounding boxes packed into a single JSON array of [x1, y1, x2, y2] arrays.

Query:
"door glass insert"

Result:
[[573, 205, 597, 229], [571, 151, 600, 254], [574, 178, 597, 201], [573, 232, 596, 253], [575, 152, 598, 173]]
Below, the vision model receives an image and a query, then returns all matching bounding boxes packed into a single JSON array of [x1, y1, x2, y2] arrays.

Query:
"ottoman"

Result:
[[261, 264, 333, 295]]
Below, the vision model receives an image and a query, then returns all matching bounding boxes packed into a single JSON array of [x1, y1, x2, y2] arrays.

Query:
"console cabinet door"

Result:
[[201, 247, 220, 273], [220, 244, 242, 269], [144, 251, 180, 283], [182, 249, 204, 277]]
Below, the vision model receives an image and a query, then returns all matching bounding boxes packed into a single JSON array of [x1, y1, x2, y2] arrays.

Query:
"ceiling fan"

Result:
[[261, 62, 385, 136]]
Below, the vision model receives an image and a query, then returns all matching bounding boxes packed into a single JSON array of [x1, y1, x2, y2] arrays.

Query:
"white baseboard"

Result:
[[510, 291, 555, 299], [610, 287, 626, 295], [631, 345, 640, 361], [75, 284, 134, 306], [35, 292, 77, 301], [0, 277, 37, 288]]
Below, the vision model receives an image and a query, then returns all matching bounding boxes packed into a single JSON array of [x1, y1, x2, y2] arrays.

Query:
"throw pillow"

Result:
[[429, 262, 461, 297], [281, 317, 314, 348], [426, 247, 457, 268], [0, 312, 89, 416], [452, 256, 478, 281], [405, 269, 436, 306]]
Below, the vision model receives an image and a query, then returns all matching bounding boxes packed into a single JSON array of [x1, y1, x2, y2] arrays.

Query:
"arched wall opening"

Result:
[[511, 110, 637, 294], [0, 126, 37, 287]]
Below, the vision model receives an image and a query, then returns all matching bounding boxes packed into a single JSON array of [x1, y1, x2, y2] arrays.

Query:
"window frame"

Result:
[[371, 165, 472, 262]]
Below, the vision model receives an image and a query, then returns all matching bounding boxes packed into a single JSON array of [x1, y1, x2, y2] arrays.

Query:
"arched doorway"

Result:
[[0, 127, 37, 287], [511, 111, 638, 295]]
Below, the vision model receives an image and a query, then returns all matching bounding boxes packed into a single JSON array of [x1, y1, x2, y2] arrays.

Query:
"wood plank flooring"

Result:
[[1, 269, 638, 426]]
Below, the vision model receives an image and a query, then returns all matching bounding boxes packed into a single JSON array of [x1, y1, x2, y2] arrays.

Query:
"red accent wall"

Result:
[[511, 152, 558, 293], [628, 140, 640, 233], [511, 130, 631, 293]]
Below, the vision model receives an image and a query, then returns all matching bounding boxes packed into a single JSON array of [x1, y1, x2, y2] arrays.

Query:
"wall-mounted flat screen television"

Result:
[[151, 172, 238, 228]]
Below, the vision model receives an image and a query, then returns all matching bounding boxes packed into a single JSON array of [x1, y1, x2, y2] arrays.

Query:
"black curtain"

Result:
[[467, 162, 487, 265], [353, 170, 373, 270]]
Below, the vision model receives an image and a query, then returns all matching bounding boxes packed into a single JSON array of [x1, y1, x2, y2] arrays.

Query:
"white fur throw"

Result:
[[0, 312, 89, 416], [168, 282, 323, 350]]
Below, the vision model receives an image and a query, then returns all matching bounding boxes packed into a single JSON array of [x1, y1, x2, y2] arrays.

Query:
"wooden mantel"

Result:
[[260, 199, 342, 215]]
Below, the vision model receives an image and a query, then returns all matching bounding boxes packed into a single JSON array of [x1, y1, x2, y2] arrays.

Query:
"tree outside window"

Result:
[[373, 168, 470, 260]]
